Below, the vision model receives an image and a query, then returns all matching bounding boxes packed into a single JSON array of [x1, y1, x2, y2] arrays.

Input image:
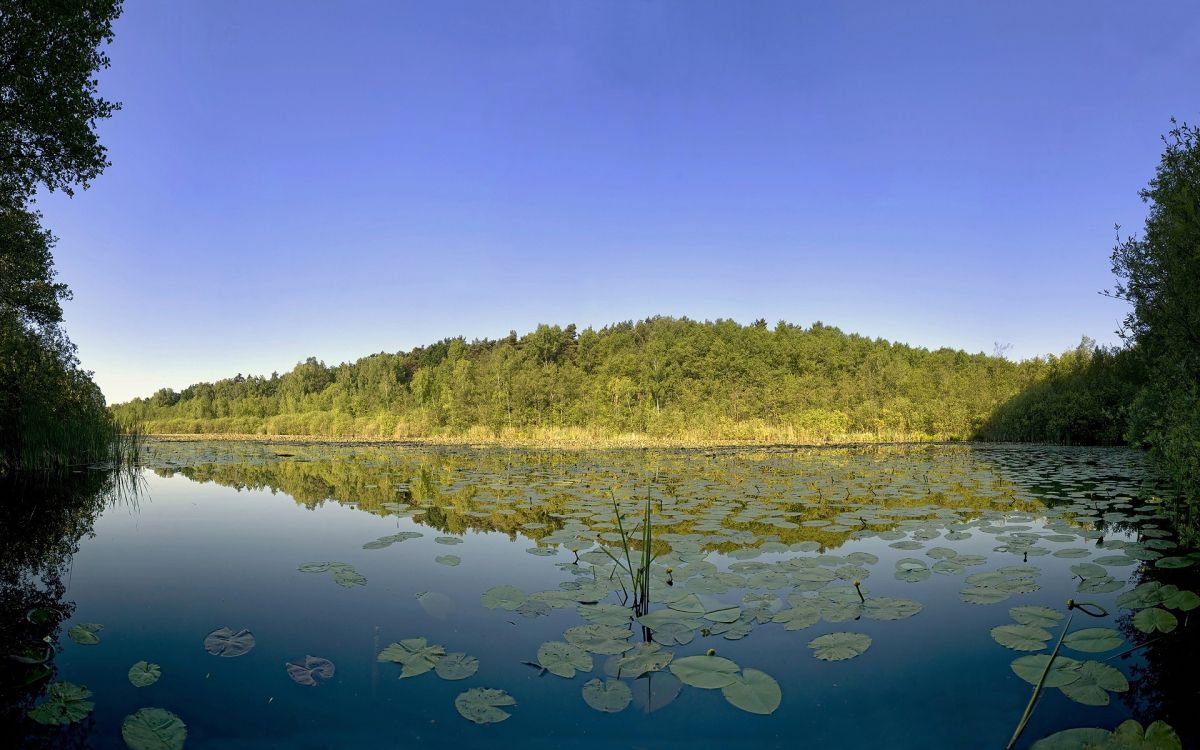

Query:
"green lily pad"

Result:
[[670, 654, 740, 688], [203, 627, 255, 657], [286, 655, 335, 686], [454, 687, 516, 724], [67, 622, 102, 645], [579, 603, 633, 626], [582, 678, 632, 713], [607, 643, 674, 678], [1132, 607, 1178, 634], [991, 624, 1052, 651], [1009, 606, 1063, 628], [1011, 654, 1082, 687], [434, 652, 480, 680], [121, 707, 187, 750], [416, 590, 453, 619], [772, 601, 821, 630], [482, 585, 526, 610], [1160, 589, 1199, 612], [721, 668, 782, 715], [1155, 556, 1194, 569], [537, 641, 592, 678], [1031, 719, 1181, 750], [1057, 661, 1128, 706], [128, 661, 161, 688], [862, 597, 923, 621], [564, 624, 634, 655], [960, 587, 1010, 605], [1063, 628, 1124, 654], [435, 555, 461, 566], [377, 638, 446, 678], [808, 632, 872, 661], [28, 682, 93, 725]]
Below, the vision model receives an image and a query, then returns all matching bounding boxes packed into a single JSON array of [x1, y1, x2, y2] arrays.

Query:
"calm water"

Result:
[[4, 442, 1198, 749]]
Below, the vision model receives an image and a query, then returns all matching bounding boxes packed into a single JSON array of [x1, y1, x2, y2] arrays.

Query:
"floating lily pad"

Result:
[[28, 682, 93, 725], [377, 638, 446, 678], [670, 654, 740, 688], [454, 687, 516, 725], [863, 597, 923, 621], [416, 590, 453, 619], [630, 671, 683, 713], [721, 668, 782, 715], [582, 678, 632, 713], [286, 655, 335, 686], [960, 587, 1010, 605], [1009, 606, 1063, 628], [537, 641, 592, 678], [564, 624, 634, 655], [128, 661, 161, 688], [1011, 654, 1082, 687], [1031, 719, 1180, 750], [1063, 628, 1124, 654], [808, 632, 872, 661], [435, 555, 461, 567], [1132, 607, 1178, 634], [435, 652, 479, 680], [1160, 589, 1199, 612], [204, 627, 255, 657], [607, 643, 674, 678], [121, 707, 187, 750], [482, 585, 526, 610], [991, 624, 1052, 651], [1057, 661, 1128, 706], [67, 622, 102, 645]]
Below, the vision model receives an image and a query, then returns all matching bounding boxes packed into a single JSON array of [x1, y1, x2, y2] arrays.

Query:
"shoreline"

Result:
[[143, 432, 987, 451]]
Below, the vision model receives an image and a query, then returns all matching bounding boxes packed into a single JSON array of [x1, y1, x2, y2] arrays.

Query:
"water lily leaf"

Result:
[[564, 624, 634, 655], [333, 568, 367, 587], [670, 654, 740, 688], [808, 632, 872, 661], [435, 555, 461, 567], [454, 687, 516, 724], [607, 643, 673, 678], [721, 668, 781, 715], [1011, 654, 1082, 687], [1070, 563, 1107, 580], [862, 597, 923, 621], [435, 536, 464, 545], [67, 623, 102, 645], [286, 655, 335, 686], [991, 624, 1052, 651], [1057, 661, 1128, 706], [482, 585, 525, 610], [1155, 556, 1194, 569], [1132, 607, 1178, 634], [1009, 606, 1063, 628], [377, 638, 446, 678], [204, 627, 255, 657], [121, 707, 187, 750], [582, 678, 632, 713], [649, 622, 696, 646], [1063, 628, 1124, 654], [1030, 727, 1115, 749], [28, 682, 93, 725], [629, 671, 683, 713], [416, 591, 453, 619], [579, 603, 632, 626], [1160, 589, 1199, 612], [128, 661, 161, 688], [298, 562, 333, 572], [1116, 582, 1166, 610], [960, 587, 1010, 605], [537, 641, 592, 678], [435, 652, 479, 680], [772, 601, 821, 630], [362, 532, 422, 549]]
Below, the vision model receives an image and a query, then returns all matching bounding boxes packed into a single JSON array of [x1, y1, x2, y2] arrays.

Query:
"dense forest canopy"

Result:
[[112, 317, 1114, 444]]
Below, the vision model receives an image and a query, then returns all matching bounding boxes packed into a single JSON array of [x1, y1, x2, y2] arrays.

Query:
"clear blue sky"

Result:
[[36, 0, 1200, 403]]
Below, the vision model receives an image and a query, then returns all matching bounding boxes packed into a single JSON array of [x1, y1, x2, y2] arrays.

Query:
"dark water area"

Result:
[[3, 442, 1197, 749]]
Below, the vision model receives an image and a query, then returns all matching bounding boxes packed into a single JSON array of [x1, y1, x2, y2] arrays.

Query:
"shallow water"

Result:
[[4, 442, 1198, 749]]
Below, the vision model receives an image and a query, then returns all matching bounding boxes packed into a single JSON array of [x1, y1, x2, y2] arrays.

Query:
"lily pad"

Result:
[[435, 652, 480, 680], [582, 678, 632, 713], [67, 622, 102, 645], [1031, 719, 1181, 750], [991, 624, 1052, 652], [1063, 628, 1124, 654], [482, 585, 526, 610], [629, 671, 683, 713], [862, 597, 923, 621], [203, 627, 255, 657], [537, 641, 592, 678], [121, 707, 187, 750], [454, 687, 516, 725], [416, 590, 453, 619], [1009, 606, 1064, 628], [286, 655, 335, 686], [807, 632, 872, 661], [607, 643, 674, 678], [721, 668, 782, 715], [128, 661, 161, 688], [28, 682, 93, 725], [670, 654, 740, 688], [435, 555, 461, 566], [1057, 661, 1128, 706], [1132, 607, 1178, 634], [564, 624, 634, 655], [1011, 654, 1082, 687], [377, 638, 446, 678]]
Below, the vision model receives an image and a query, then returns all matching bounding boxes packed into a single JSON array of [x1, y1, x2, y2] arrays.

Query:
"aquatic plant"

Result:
[[600, 493, 657, 618]]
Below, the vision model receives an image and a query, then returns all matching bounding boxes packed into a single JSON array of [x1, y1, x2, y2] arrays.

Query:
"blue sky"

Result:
[[36, 1, 1200, 403]]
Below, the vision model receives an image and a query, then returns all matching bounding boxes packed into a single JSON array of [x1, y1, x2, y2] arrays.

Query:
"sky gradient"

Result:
[[35, 0, 1200, 403]]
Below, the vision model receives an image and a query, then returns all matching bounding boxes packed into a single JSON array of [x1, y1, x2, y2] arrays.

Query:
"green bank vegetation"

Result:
[[0, 1, 135, 473]]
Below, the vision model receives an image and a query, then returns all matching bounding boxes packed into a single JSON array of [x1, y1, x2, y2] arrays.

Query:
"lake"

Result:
[[4, 441, 1197, 749]]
